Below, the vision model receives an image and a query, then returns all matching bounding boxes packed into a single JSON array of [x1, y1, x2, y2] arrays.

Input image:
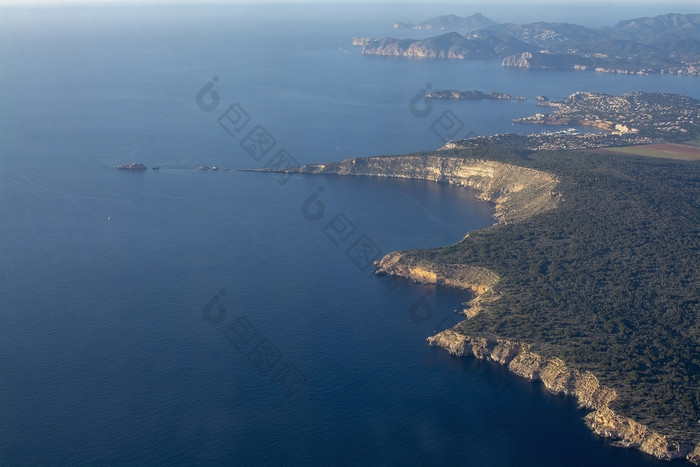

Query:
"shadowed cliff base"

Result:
[[263, 144, 700, 464]]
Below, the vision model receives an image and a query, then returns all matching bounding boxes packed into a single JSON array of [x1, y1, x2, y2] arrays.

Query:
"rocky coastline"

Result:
[[291, 154, 560, 224], [425, 330, 695, 462], [354, 13, 700, 76], [281, 152, 700, 464]]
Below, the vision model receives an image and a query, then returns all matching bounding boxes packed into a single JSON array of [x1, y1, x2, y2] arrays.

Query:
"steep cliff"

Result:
[[428, 330, 697, 462], [502, 51, 592, 69], [295, 153, 556, 315], [284, 150, 700, 464], [295, 154, 560, 225], [585, 408, 694, 461], [357, 32, 537, 60], [502, 51, 534, 67], [375, 251, 500, 310]]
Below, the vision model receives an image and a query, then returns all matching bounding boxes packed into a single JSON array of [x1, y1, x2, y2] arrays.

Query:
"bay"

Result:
[[0, 4, 692, 465]]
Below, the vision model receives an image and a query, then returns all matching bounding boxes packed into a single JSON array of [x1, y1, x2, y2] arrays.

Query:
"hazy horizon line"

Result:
[[1, 0, 699, 6]]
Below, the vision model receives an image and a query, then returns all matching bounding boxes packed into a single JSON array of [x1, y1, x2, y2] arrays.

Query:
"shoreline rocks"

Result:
[[427, 330, 697, 463]]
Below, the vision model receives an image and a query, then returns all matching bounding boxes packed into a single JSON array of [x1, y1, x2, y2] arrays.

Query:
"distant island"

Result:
[[354, 13, 700, 76], [426, 89, 526, 100], [260, 90, 700, 464], [117, 162, 147, 170]]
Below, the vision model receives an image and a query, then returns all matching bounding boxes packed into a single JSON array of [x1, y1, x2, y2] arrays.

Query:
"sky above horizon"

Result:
[[0, 0, 700, 27], [1, 0, 696, 29], [1, 0, 698, 4]]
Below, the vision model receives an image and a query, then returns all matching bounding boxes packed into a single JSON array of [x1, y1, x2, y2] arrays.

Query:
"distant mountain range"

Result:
[[393, 13, 497, 32], [354, 13, 700, 76]]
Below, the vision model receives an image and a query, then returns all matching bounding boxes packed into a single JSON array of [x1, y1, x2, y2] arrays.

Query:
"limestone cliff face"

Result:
[[286, 153, 699, 463], [352, 37, 370, 46], [689, 445, 700, 464], [502, 51, 592, 71], [428, 330, 616, 408], [297, 154, 558, 316], [585, 408, 694, 461], [358, 34, 471, 59], [375, 251, 499, 296], [366, 41, 468, 59], [502, 51, 534, 68], [295, 154, 560, 225], [428, 329, 698, 463]]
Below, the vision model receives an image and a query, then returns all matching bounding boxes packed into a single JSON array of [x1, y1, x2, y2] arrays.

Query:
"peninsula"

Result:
[[444, 91, 700, 151], [282, 146, 700, 465], [512, 91, 700, 138], [426, 90, 526, 101], [260, 91, 700, 464]]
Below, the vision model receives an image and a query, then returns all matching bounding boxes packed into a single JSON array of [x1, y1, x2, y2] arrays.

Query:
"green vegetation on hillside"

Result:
[[401, 146, 700, 440]]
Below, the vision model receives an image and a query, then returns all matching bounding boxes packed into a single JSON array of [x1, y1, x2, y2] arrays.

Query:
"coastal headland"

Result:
[[276, 146, 700, 464], [260, 90, 700, 463]]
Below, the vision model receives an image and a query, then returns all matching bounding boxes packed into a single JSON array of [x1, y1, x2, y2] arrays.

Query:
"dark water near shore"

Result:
[[1, 4, 694, 465]]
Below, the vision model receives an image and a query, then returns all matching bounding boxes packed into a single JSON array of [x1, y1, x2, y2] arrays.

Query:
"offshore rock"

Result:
[[117, 162, 147, 170]]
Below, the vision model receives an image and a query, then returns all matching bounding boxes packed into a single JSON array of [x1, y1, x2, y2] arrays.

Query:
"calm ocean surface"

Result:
[[1, 4, 697, 465]]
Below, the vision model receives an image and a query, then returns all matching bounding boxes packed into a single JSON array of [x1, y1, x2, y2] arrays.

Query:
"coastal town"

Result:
[[514, 91, 700, 138], [442, 130, 655, 152], [442, 91, 700, 151]]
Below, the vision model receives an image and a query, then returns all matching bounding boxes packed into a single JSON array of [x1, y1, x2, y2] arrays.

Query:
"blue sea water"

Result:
[[1, 4, 697, 466]]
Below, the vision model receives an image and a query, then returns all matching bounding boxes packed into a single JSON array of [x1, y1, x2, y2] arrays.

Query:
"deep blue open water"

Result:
[[1, 4, 697, 465]]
